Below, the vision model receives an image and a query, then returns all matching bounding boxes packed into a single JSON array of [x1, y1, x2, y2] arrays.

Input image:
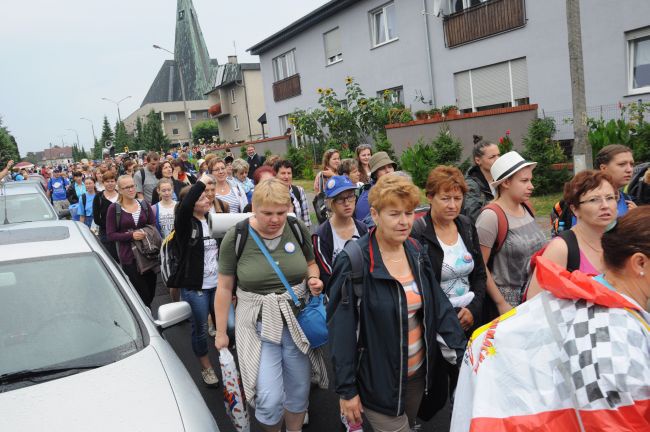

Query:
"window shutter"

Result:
[[454, 71, 472, 110], [471, 62, 511, 107], [324, 28, 341, 60], [511, 58, 529, 100]]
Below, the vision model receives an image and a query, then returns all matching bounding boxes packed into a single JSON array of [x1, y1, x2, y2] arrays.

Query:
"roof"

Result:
[[248, 0, 360, 55], [205, 62, 261, 94], [0, 221, 93, 261], [43, 147, 73, 160], [141, 59, 219, 106]]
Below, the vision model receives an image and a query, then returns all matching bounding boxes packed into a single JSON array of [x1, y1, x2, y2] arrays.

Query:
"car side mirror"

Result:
[[155, 301, 192, 329]]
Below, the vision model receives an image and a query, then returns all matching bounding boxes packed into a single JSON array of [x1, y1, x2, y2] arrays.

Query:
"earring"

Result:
[[641, 271, 645, 277]]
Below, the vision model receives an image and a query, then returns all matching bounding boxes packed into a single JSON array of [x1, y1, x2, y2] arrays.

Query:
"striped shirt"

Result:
[[395, 272, 425, 376], [217, 187, 242, 213]]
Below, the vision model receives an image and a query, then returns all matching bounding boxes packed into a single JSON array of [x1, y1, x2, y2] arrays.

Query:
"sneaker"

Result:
[[201, 367, 219, 386], [410, 421, 423, 432], [208, 321, 216, 337], [303, 411, 309, 426]]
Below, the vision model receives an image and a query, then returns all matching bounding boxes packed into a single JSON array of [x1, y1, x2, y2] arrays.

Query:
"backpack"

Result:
[[160, 218, 208, 287], [522, 229, 580, 302], [115, 200, 150, 231], [312, 174, 328, 224], [627, 162, 650, 205], [481, 202, 535, 269], [231, 215, 306, 261], [550, 200, 574, 237]]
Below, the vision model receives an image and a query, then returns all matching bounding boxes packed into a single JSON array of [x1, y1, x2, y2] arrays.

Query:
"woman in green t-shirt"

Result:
[[214, 178, 327, 431]]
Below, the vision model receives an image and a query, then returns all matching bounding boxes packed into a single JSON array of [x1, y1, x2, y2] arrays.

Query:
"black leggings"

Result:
[[122, 262, 157, 307]]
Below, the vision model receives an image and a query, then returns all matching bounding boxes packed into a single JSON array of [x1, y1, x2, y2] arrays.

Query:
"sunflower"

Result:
[[317, 88, 324, 94], [345, 76, 353, 84], [359, 98, 368, 106], [325, 88, 332, 95], [288, 117, 296, 125], [327, 107, 335, 114]]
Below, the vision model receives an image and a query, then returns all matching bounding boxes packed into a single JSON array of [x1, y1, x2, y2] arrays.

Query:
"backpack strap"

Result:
[[482, 203, 509, 254], [234, 218, 251, 260], [559, 230, 581, 272], [343, 240, 364, 304], [139, 168, 146, 192], [115, 203, 122, 231], [82, 194, 87, 210], [155, 202, 161, 233], [286, 216, 305, 250]]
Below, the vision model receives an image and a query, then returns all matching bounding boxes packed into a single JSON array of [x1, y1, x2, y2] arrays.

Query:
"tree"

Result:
[[192, 120, 219, 144], [131, 117, 145, 150], [95, 116, 113, 159], [0, 116, 20, 166], [114, 120, 131, 154], [140, 110, 170, 151], [522, 118, 571, 195], [25, 152, 39, 165]]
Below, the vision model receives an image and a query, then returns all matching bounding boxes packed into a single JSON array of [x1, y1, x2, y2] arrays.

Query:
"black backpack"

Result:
[[550, 199, 575, 237], [231, 215, 306, 261], [628, 162, 650, 205]]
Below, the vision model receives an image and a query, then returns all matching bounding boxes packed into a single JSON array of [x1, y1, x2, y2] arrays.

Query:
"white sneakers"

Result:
[[201, 367, 219, 386]]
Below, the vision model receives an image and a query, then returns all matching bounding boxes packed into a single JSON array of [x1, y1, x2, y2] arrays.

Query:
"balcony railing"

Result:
[[272, 74, 301, 102], [444, 0, 526, 48]]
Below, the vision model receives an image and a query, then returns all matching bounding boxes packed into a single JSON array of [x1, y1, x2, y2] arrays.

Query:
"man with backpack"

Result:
[[47, 168, 71, 213], [134, 152, 160, 203]]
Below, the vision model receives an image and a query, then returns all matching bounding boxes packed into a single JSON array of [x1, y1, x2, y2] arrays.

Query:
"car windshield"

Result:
[[0, 193, 56, 224], [0, 254, 142, 385]]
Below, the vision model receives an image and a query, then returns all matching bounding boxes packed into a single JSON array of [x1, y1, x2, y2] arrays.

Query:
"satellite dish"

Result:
[[432, 0, 442, 16]]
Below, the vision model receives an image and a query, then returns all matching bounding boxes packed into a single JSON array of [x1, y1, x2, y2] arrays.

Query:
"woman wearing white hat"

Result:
[[475, 151, 547, 320]]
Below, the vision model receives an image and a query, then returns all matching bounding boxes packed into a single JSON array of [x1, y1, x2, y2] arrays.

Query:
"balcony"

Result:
[[443, 0, 526, 48], [272, 74, 301, 102]]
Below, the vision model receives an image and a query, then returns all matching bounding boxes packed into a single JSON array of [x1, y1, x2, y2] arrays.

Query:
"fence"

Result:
[[540, 102, 640, 140]]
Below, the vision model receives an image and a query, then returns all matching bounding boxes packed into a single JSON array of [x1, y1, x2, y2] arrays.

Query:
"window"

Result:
[[202, 111, 208, 119], [233, 115, 240, 131], [230, 88, 236, 103], [168, 113, 178, 122], [454, 58, 528, 112], [377, 86, 404, 105], [324, 28, 343, 65], [449, 0, 487, 13], [191, 112, 197, 120], [178, 10, 184, 20], [627, 28, 650, 94], [272, 49, 297, 82], [279, 114, 290, 134], [172, 128, 179, 135], [371, 3, 397, 47]]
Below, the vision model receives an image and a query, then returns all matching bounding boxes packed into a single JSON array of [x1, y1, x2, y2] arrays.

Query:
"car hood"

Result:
[[0, 345, 185, 431]]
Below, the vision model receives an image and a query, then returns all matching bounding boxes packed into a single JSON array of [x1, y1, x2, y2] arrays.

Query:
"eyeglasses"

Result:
[[121, 184, 136, 191], [333, 194, 355, 204], [579, 194, 618, 206], [212, 168, 226, 173]]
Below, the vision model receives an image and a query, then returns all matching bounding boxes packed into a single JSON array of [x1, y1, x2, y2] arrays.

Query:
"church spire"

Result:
[[174, 0, 216, 101]]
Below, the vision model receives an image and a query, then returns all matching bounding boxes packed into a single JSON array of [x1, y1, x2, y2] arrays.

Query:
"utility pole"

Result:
[[566, 0, 592, 172]]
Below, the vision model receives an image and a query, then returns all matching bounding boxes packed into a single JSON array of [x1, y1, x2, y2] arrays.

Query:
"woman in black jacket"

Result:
[[327, 175, 466, 432], [175, 174, 220, 386], [92, 171, 120, 261], [151, 160, 185, 204]]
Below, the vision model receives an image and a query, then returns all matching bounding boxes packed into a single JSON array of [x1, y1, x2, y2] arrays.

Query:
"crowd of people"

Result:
[[2, 139, 649, 432]]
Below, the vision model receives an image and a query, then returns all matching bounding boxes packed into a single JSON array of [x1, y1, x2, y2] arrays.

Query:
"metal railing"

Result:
[[443, 0, 526, 48]]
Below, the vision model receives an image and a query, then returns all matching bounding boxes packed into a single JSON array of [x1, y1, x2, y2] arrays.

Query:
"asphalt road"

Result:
[[151, 279, 452, 432]]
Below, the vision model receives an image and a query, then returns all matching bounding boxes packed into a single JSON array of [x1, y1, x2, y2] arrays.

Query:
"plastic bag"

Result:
[[219, 348, 250, 432]]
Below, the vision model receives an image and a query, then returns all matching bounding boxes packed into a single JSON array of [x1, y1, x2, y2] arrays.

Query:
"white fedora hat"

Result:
[[489, 151, 537, 189]]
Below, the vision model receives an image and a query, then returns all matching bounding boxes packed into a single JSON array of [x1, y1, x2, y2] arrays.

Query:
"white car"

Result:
[[0, 221, 219, 431]]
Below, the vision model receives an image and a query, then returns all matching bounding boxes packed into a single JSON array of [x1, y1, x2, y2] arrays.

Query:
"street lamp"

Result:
[[80, 117, 97, 146], [101, 96, 131, 123], [153, 44, 193, 140]]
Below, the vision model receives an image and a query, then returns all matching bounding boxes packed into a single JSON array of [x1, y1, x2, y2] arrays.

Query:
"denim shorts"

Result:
[[254, 322, 311, 425]]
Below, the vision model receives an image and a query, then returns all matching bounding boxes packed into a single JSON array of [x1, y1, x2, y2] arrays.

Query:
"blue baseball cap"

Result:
[[325, 175, 357, 198]]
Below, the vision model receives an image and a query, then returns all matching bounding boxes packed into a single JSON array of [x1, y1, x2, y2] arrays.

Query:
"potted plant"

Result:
[[415, 110, 428, 120], [428, 108, 442, 121], [441, 105, 459, 118]]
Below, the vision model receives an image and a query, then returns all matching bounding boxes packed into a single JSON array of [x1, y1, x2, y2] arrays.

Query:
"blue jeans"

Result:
[[180, 288, 215, 358], [254, 322, 311, 425]]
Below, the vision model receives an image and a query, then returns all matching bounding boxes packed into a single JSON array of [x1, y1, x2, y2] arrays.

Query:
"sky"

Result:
[[0, 0, 329, 155]]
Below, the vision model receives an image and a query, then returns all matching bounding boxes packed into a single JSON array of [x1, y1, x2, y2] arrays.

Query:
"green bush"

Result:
[[522, 118, 571, 195], [374, 133, 398, 166], [286, 145, 314, 179], [632, 121, 650, 162], [399, 126, 462, 188]]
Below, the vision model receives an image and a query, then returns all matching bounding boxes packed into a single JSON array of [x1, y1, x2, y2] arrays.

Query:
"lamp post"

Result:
[[101, 96, 131, 123], [80, 117, 97, 147], [153, 44, 193, 141]]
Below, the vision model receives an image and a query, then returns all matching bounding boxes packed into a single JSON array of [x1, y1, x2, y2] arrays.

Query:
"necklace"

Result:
[[575, 227, 603, 253], [380, 248, 404, 263]]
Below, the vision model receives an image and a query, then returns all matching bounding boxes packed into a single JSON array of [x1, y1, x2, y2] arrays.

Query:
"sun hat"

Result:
[[324, 175, 357, 198], [489, 151, 537, 189], [369, 152, 396, 175], [197, 159, 206, 168]]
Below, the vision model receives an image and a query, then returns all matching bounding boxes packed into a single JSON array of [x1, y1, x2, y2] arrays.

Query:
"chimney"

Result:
[[228, 55, 238, 64]]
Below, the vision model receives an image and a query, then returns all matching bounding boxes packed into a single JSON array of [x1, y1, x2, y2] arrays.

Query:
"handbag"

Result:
[[312, 173, 328, 224], [248, 226, 328, 348]]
